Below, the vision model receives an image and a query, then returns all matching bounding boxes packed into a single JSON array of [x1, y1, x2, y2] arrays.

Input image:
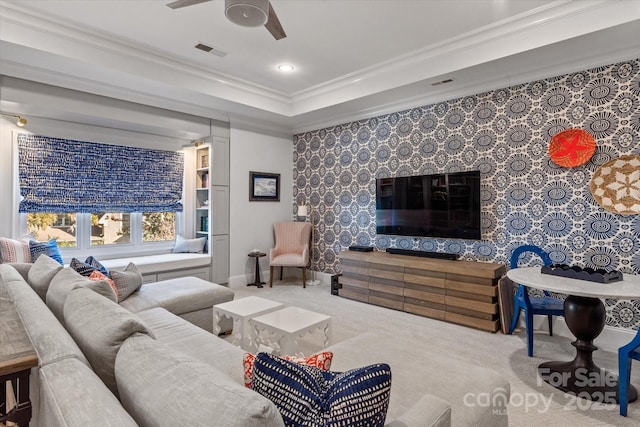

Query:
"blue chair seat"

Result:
[[507, 245, 565, 357], [530, 298, 564, 313]]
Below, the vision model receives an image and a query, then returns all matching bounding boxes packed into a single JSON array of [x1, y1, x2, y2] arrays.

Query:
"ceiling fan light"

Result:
[[225, 0, 269, 27]]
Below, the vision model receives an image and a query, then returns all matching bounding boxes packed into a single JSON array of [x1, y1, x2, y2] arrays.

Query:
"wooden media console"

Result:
[[337, 250, 506, 332]]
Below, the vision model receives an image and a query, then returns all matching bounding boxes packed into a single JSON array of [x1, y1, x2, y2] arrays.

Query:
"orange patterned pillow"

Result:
[[88, 270, 119, 301], [243, 351, 333, 388]]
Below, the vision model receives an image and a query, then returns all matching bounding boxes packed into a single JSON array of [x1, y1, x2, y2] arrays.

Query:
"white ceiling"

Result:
[[1, 0, 640, 135]]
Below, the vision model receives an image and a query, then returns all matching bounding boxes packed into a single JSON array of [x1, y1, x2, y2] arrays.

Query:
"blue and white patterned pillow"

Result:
[[29, 239, 63, 266], [252, 352, 391, 427], [70, 256, 110, 277]]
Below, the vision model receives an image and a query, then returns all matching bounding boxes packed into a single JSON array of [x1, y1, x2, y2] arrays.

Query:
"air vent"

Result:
[[194, 43, 227, 58], [431, 78, 454, 86]]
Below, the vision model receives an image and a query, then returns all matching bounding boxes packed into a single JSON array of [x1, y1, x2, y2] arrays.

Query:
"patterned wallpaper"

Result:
[[293, 59, 640, 329]]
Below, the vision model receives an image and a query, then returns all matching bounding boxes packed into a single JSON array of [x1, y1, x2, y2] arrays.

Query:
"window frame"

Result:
[[22, 211, 183, 262]]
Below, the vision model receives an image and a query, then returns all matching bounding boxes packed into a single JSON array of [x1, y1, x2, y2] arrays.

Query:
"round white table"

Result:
[[507, 266, 640, 403]]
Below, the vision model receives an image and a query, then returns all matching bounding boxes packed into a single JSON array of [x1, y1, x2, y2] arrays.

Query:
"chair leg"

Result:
[[302, 267, 306, 288], [526, 312, 535, 357], [269, 266, 274, 287], [619, 353, 632, 416], [508, 306, 521, 335], [280, 266, 283, 280], [547, 314, 554, 336]]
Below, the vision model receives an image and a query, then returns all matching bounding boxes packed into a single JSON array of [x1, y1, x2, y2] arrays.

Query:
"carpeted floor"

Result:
[[230, 279, 640, 426]]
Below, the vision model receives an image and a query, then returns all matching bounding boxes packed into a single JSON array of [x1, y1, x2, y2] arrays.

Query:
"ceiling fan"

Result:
[[166, 0, 286, 40]]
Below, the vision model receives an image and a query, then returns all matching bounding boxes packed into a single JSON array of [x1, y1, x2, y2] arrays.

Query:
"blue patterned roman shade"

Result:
[[18, 133, 184, 213]]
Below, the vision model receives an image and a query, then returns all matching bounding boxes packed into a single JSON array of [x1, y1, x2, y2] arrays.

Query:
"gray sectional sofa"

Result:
[[1, 260, 510, 427]]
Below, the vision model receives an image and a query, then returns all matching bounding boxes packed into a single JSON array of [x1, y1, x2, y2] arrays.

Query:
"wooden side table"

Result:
[[1, 298, 38, 427], [247, 251, 266, 288]]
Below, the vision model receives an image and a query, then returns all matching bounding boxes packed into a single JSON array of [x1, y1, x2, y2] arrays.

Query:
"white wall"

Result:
[[228, 124, 293, 285]]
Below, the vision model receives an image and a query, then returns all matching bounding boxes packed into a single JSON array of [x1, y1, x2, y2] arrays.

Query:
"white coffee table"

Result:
[[250, 306, 332, 355], [212, 296, 284, 352]]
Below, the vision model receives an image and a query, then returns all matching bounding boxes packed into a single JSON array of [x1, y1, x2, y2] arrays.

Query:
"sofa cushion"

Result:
[[115, 333, 285, 427], [135, 307, 242, 380], [252, 352, 392, 427], [30, 238, 64, 265], [243, 351, 334, 388], [28, 254, 63, 301], [0, 236, 31, 263], [385, 395, 451, 427], [39, 358, 138, 427], [119, 276, 233, 315], [0, 264, 89, 367], [110, 262, 142, 302], [63, 287, 155, 397], [47, 267, 117, 322]]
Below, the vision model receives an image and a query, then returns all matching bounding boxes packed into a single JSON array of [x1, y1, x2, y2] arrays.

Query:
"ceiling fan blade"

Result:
[[166, 0, 213, 9], [265, 2, 286, 40]]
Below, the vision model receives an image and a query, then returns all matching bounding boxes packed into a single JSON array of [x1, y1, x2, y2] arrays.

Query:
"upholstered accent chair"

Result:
[[269, 222, 312, 288]]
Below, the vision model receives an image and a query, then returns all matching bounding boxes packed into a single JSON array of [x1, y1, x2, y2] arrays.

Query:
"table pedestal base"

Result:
[[538, 294, 638, 403]]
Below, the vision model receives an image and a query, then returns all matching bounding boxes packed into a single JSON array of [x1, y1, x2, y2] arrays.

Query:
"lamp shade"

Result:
[[297, 204, 309, 217], [548, 128, 596, 168], [225, 0, 269, 27]]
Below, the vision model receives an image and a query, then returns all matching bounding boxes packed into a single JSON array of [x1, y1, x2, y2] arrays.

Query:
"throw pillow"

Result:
[[172, 234, 207, 254], [70, 256, 110, 277], [89, 270, 120, 301], [46, 267, 117, 322], [63, 287, 155, 398], [243, 351, 333, 388], [110, 262, 143, 302], [85, 256, 110, 276], [0, 237, 31, 263], [252, 353, 392, 427], [29, 239, 64, 265], [27, 254, 63, 301]]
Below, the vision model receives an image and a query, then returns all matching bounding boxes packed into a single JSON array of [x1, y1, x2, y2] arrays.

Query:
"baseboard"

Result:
[[228, 269, 331, 288]]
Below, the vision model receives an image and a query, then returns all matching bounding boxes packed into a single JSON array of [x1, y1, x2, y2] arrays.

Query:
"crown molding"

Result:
[[289, 0, 640, 116], [0, 1, 293, 114]]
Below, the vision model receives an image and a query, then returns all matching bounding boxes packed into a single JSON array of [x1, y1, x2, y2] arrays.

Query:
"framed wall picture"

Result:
[[249, 171, 280, 202]]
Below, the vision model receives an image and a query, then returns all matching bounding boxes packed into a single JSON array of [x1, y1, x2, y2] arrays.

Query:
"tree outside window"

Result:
[[143, 212, 176, 242], [26, 213, 77, 247]]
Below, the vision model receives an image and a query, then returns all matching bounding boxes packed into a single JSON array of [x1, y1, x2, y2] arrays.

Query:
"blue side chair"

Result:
[[619, 330, 640, 416], [507, 245, 565, 357]]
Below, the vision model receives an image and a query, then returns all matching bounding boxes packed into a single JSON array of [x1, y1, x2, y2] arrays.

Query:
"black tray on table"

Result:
[[541, 264, 623, 284]]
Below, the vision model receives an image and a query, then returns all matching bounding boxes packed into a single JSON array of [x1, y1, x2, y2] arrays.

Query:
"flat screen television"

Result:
[[376, 170, 481, 240]]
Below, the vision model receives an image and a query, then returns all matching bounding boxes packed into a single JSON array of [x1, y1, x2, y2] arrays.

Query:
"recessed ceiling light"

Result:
[[278, 64, 295, 72]]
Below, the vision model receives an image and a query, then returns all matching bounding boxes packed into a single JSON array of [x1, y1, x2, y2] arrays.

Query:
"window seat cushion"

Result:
[[99, 253, 210, 275]]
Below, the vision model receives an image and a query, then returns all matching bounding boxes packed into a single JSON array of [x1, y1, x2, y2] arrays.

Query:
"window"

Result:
[[26, 212, 176, 254], [18, 133, 184, 257], [143, 212, 176, 242], [91, 213, 131, 246], [27, 213, 77, 248]]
